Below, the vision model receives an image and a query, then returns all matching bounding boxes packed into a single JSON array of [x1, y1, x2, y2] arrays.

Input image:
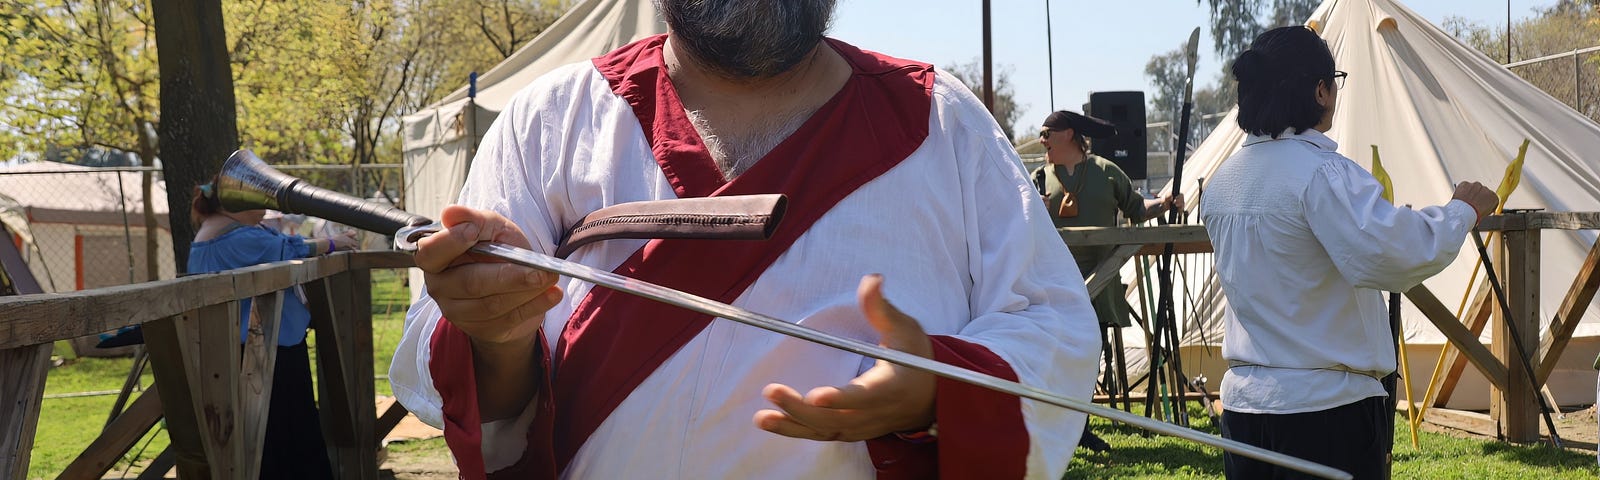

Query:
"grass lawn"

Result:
[[24, 268, 1600, 479], [1065, 403, 1600, 479], [25, 268, 413, 479]]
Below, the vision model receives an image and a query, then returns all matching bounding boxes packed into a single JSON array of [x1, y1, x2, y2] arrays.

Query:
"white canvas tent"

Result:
[[1118, 0, 1600, 409], [401, 0, 664, 223], [0, 162, 175, 294], [400, 0, 663, 300]]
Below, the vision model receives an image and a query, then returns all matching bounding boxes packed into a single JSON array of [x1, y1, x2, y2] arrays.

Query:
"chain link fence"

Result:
[[1144, 113, 1228, 194], [1505, 46, 1600, 123], [0, 163, 403, 296]]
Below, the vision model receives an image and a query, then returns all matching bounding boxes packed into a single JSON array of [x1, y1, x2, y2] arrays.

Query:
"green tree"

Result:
[[1444, 0, 1600, 122], [1, 0, 164, 277], [1201, 0, 1321, 61], [945, 60, 1025, 141], [1145, 0, 1317, 150], [1, 0, 566, 270]]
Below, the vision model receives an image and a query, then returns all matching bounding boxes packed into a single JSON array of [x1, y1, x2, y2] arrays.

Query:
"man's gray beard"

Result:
[[656, 0, 837, 79]]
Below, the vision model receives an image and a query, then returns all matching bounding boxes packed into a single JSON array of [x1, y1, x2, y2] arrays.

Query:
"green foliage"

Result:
[[1443, 0, 1600, 122], [0, 0, 160, 159], [0, 0, 565, 174], [1200, 0, 1320, 62], [944, 60, 1025, 141], [1145, 0, 1317, 144]]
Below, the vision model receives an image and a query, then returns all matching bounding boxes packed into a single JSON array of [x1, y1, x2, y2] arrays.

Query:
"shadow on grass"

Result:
[[1064, 405, 1226, 479]]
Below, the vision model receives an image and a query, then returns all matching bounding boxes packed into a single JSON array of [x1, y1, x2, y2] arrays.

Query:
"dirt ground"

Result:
[[1415, 403, 1600, 453]]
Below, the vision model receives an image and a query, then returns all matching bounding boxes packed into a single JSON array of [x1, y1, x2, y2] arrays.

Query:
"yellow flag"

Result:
[[1371, 145, 1394, 204], [1495, 139, 1531, 213]]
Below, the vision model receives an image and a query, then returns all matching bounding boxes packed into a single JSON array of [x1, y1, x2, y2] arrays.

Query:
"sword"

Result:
[[216, 150, 1352, 480]]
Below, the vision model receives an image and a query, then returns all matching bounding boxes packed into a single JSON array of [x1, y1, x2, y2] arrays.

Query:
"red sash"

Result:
[[432, 34, 945, 478]]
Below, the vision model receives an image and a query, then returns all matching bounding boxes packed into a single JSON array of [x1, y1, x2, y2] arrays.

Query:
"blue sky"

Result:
[[828, 0, 1552, 139]]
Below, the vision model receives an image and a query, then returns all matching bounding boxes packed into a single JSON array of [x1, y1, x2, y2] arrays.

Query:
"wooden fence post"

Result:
[[1495, 222, 1541, 443], [308, 269, 379, 479], [0, 222, 48, 479], [0, 344, 51, 479]]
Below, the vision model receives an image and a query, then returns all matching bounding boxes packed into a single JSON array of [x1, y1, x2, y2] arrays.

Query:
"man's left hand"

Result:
[[753, 274, 936, 442]]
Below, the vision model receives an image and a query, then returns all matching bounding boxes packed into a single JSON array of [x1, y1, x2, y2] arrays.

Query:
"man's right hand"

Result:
[[415, 205, 563, 349], [1451, 181, 1499, 223]]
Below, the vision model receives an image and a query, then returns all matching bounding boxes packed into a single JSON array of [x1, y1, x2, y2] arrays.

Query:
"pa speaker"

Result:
[[1087, 91, 1148, 180]]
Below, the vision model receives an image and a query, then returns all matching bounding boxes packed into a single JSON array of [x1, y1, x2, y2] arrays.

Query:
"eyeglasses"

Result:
[[1329, 71, 1348, 90]]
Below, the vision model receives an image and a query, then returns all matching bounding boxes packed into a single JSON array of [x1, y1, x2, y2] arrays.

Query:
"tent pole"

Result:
[[1045, 0, 1055, 111], [981, 0, 994, 113]]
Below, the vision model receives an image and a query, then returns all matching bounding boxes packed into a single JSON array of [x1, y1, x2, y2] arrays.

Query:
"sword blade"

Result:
[[460, 241, 1351, 480]]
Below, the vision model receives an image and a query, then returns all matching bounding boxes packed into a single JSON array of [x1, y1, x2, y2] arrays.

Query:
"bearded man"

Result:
[[389, 1, 1100, 478]]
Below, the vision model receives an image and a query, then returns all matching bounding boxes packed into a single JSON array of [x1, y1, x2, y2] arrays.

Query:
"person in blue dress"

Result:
[[189, 180, 353, 479]]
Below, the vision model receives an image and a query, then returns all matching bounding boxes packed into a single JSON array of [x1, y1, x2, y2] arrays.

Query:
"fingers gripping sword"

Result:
[[215, 150, 1352, 479]]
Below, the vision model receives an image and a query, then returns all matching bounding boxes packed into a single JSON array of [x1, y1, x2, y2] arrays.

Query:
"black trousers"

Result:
[[1220, 396, 1390, 480], [260, 342, 335, 480]]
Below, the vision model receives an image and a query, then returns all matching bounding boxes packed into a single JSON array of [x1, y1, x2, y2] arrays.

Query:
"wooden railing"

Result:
[[3, 211, 1593, 478], [1060, 211, 1600, 444], [0, 251, 415, 479]]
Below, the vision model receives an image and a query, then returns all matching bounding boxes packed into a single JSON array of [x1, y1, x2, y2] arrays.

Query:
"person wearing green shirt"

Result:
[[1033, 110, 1181, 328], [1032, 110, 1182, 455]]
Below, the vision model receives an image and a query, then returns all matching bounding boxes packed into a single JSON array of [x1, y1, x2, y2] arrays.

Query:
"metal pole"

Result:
[[1045, 0, 1055, 111], [399, 237, 1356, 480], [114, 170, 135, 284], [1506, 0, 1512, 64], [982, 0, 995, 112]]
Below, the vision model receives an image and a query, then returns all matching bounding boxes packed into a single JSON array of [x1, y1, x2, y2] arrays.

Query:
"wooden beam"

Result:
[[375, 402, 409, 444], [58, 387, 163, 480], [187, 301, 244, 479], [307, 277, 357, 446], [344, 268, 379, 478], [1404, 285, 1509, 391], [239, 291, 283, 480], [1494, 228, 1540, 443], [310, 271, 379, 478], [0, 225, 48, 480], [348, 251, 416, 270], [134, 448, 176, 480], [1086, 244, 1142, 297], [0, 253, 358, 350], [1058, 225, 1209, 247], [1433, 279, 1494, 406], [1476, 211, 1600, 231], [144, 313, 209, 479], [0, 344, 50, 480], [1412, 405, 1498, 437], [1535, 236, 1600, 384], [0, 252, 388, 350], [1134, 241, 1213, 256]]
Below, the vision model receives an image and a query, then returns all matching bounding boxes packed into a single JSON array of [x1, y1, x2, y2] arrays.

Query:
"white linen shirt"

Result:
[[390, 62, 1100, 478], [1200, 128, 1477, 414]]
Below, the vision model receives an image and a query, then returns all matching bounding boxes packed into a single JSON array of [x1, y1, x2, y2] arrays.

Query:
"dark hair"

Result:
[[1040, 128, 1088, 153], [190, 177, 222, 226], [1232, 26, 1336, 138]]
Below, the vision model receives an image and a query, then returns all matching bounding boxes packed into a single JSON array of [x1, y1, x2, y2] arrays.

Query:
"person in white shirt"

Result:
[[1200, 26, 1498, 479], [389, 0, 1101, 478]]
